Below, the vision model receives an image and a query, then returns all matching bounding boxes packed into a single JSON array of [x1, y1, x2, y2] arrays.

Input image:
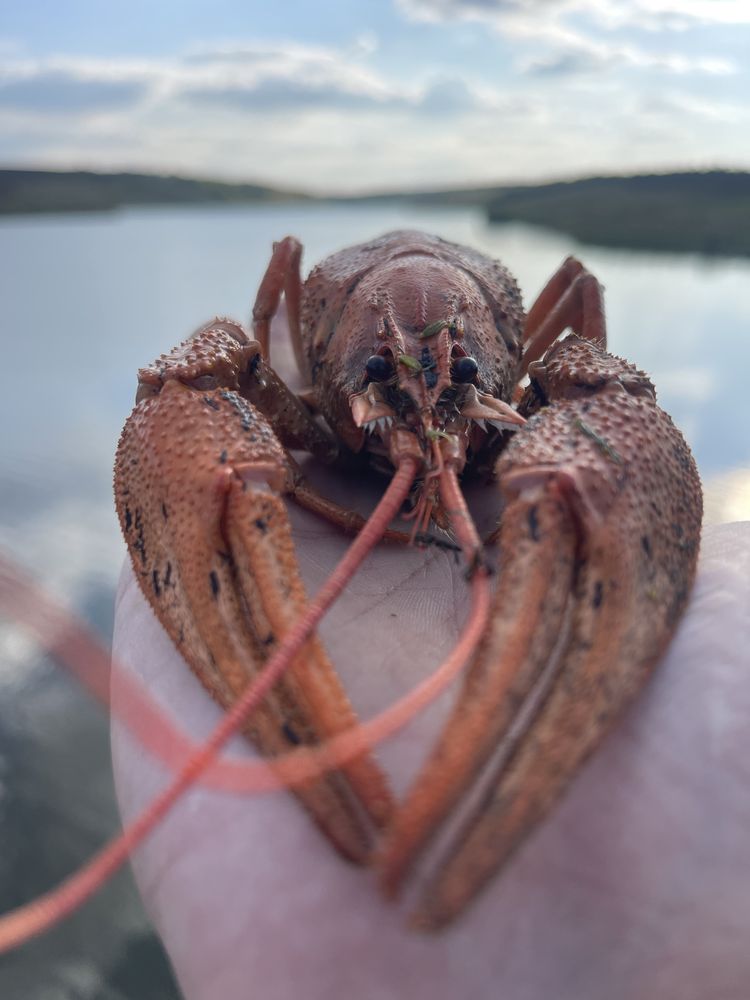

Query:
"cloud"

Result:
[[398, 0, 750, 28], [183, 57, 490, 117], [417, 77, 486, 114], [615, 1, 750, 30], [636, 90, 745, 123], [524, 39, 734, 77], [398, 0, 569, 20], [185, 78, 398, 112], [0, 70, 146, 113], [0, 40, 385, 117], [180, 42, 402, 111], [397, 0, 739, 77], [0, 58, 157, 115], [0, 41, 411, 119], [0, 30, 746, 194]]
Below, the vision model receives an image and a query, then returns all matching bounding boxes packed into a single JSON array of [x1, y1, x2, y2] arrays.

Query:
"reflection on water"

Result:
[[0, 202, 747, 995]]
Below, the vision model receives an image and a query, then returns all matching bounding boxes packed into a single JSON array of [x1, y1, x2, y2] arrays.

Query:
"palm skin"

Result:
[[113, 513, 750, 1000]]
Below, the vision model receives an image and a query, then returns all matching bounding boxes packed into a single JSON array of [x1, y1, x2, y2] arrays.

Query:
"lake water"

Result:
[[0, 201, 748, 996], [1, 200, 749, 616]]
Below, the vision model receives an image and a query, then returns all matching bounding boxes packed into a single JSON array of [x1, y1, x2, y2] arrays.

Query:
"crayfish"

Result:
[[113, 230, 702, 929]]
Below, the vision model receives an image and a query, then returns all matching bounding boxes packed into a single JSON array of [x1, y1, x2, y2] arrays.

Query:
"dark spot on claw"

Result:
[[164, 561, 172, 588], [161, 502, 168, 520], [527, 506, 540, 541], [592, 580, 603, 609], [641, 535, 652, 557], [282, 722, 301, 745], [152, 569, 161, 597], [124, 507, 132, 531], [219, 390, 255, 431], [209, 571, 220, 597], [255, 518, 268, 533], [219, 450, 228, 464], [132, 509, 147, 565], [667, 584, 689, 627], [262, 633, 275, 646]]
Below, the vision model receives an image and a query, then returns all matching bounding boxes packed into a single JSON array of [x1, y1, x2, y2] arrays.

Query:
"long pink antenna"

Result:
[[0, 458, 417, 954], [0, 547, 490, 795]]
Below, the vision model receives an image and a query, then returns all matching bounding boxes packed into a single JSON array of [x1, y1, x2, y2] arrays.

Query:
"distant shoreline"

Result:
[[2, 167, 749, 258]]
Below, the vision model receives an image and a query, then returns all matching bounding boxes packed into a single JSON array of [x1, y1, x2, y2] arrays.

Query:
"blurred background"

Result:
[[1, 2, 749, 997]]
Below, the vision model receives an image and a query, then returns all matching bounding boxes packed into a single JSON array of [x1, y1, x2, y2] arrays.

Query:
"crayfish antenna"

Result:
[[0, 459, 418, 955], [373, 461, 497, 893], [437, 463, 488, 571]]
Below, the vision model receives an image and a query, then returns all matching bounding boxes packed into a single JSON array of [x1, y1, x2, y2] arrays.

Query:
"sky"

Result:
[[0, 0, 748, 193]]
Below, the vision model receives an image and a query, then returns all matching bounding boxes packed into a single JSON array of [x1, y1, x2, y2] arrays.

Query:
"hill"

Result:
[[2, 167, 749, 257], [485, 171, 750, 256], [344, 170, 750, 257], [0, 169, 306, 215]]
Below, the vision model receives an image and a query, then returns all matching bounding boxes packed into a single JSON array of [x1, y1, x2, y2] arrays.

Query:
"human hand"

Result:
[[112, 502, 750, 1000]]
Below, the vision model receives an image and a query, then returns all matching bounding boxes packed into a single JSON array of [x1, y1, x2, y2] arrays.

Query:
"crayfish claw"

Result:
[[115, 379, 393, 862], [378, 338, 702, 928]]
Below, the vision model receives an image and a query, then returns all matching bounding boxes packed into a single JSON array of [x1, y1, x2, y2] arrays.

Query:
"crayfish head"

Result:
[[342, 256, 526, 532]]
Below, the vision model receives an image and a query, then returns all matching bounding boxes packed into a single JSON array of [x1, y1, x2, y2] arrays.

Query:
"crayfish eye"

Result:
[[453, 356, 479, 383], [365, 354, 391, 381]]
